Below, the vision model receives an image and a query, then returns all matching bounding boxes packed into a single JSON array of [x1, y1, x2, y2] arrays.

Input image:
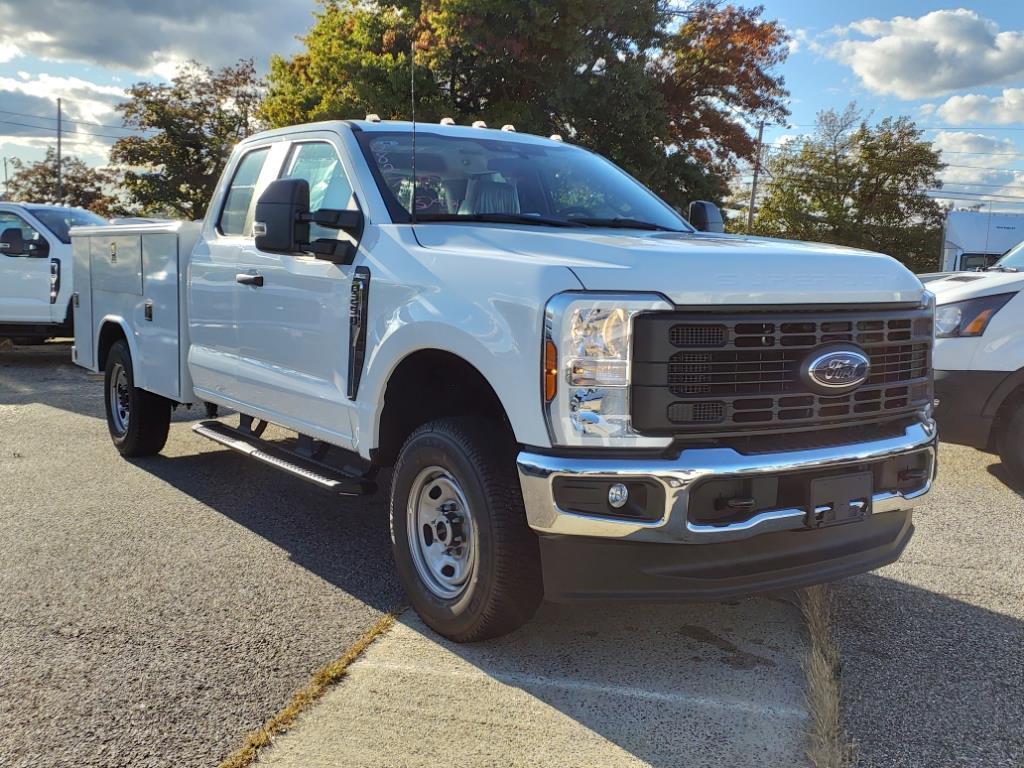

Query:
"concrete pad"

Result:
[[259, 599, 809, 768]]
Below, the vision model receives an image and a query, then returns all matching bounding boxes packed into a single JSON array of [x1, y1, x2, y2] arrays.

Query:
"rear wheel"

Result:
[[390, 418, 543, 642], [104, 340, 171, 457]]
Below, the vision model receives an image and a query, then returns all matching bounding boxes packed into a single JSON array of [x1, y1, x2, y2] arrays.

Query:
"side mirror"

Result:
[[0, 228, 26, 256], [253, 178, 364, 265], [687, 201, 725, 233], [27, 237, 49, 258], [254, 178, 311, 254]]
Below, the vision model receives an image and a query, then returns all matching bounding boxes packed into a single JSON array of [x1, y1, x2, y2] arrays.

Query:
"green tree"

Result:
[[752, 104, 945, 271], [110, 60, 264, 219], [6, 147, 119, 216], [261, 0, 790, 210]]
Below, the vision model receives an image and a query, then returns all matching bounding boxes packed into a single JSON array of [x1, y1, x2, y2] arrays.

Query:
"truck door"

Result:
[[233, 139, 358, 446], [189, 145, 277, 401], [0, 210, 53, 323]]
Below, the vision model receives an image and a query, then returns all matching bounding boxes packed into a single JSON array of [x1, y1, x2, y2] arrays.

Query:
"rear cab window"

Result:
[[218, 147, 271, 236]]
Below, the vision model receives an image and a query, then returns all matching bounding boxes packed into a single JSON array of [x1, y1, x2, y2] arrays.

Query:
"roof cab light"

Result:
[[471, 120, 488, 129], [365, 113, 381, 123], [501, 124, 517, 132], [439, 117, 456, 126], [935, 293, 1015, 338], [543, 292, 672, 448]]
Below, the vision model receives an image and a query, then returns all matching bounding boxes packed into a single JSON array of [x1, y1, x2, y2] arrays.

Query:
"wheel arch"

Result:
[[373, 348, 515, 467], [96, 316, 137, 372]]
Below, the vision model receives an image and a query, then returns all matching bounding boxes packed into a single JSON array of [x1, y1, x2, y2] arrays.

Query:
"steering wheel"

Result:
[[558, 206, 594, 219]]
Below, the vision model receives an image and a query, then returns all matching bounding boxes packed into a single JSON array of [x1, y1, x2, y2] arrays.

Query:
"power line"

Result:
[[0, 118, 134, 141], [0, 108, 152, 133]]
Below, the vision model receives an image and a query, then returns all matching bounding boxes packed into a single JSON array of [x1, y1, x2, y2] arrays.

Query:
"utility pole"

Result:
[[3, 156, 8, 200], [56, 97, 63, 202], [746, 118, 765, 233]]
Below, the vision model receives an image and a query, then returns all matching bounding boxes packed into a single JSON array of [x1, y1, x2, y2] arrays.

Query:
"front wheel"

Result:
[[390, 418, 543, 642], [104, 340, 171, 457], [997, 398, 1024, 485]]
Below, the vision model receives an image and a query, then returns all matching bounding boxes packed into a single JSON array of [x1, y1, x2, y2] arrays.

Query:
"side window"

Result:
[[281, 142, 355, 241], [218, 147, 270, 236], [0, 212, 43, 255]]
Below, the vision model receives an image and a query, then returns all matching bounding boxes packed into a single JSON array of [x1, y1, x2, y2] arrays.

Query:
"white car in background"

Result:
[[0, 202, 107, 344], [932, 239, 1024, 481]]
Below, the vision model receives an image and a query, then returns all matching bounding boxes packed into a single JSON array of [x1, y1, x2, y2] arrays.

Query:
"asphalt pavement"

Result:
[[836, 442, 1024, 766], [0, 343, 404, 767]]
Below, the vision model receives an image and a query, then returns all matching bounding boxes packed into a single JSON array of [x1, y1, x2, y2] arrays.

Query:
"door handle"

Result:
[[236, 272, 264, 287]]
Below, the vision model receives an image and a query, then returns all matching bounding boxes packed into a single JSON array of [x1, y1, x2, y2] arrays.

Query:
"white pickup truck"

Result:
[[1, 203, 105, 343], [72, 119, 937, 641]]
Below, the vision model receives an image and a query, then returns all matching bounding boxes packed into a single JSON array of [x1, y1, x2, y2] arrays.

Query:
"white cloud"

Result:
[[830, 9, 1024, 99], [935, 88, 1024, 126], [0, 0, 309, 73], [931, 131, 1024, 201], [0, 74, 124, 124], [0, 41, 22, 63]]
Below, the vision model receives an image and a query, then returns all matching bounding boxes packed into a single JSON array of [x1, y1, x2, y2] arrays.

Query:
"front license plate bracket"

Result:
[[807, 472, 872, 528]]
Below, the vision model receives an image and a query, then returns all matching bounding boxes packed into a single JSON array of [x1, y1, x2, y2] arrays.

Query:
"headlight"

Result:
[[934, 293, 1015, 338], [544, 292, 672, 447]]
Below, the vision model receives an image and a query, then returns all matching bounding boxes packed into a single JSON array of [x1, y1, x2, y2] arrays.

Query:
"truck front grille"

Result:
[[631, 306, 933, 437]]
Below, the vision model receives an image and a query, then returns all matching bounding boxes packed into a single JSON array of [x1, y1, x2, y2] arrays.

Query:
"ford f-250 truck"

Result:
[[1, 202, 105, 343], [71, 119, 937, 641]]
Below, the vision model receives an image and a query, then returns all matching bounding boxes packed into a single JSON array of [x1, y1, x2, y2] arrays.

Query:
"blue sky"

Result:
[[1, 1, 1023, 208]]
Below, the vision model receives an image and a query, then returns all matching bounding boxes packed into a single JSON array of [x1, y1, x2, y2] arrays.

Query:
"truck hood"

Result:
[[925, 270, 1024, 304], [414, 226, 925, 305]]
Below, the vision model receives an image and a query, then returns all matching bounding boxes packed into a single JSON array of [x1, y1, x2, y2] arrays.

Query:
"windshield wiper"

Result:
[[414, 213, 582, 228], [984, 265, 1019, 272], [566, 216, 683, 232]]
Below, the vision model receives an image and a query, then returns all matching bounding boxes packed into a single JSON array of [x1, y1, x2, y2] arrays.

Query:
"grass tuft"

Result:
[[218, 611, 398, 768], [800, 585, 856, 768]]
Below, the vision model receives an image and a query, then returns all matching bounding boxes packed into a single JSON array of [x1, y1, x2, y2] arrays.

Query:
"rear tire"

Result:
[[390, 418, 543, 642], [104, 340, 171, 457], [997, 398, 1024, 485]]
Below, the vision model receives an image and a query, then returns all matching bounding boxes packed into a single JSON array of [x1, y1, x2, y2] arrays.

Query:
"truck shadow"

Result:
[[986, 462, 1024, 499], [834, 573, 1023, 766], [132, 447, 404, 615]]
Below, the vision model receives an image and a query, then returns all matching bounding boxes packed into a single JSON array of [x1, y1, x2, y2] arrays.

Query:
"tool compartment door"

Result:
[[71, 235, 95, 369], [136, 233, 181, 400]]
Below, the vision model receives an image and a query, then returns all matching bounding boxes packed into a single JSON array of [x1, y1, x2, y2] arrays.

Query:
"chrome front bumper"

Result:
[[517, 418, 937, 544]]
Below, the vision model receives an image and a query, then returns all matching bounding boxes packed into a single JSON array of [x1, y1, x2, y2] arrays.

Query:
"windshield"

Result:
[[356, 131, 691, 232], [29, 207, 107, 243], [992, 240, 1024, 271]]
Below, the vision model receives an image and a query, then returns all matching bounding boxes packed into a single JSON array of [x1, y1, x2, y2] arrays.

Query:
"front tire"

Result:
[[390, 418, 543, 642], [997, 398, 1024, 485], [104, 340, 171, 457]]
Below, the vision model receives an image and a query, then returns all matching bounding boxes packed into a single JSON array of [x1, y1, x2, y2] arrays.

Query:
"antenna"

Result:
[[410, 38, 417, 226]]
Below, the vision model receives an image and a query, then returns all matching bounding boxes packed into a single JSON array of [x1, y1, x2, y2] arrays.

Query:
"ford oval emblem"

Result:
[[802, 345, 870, 394]]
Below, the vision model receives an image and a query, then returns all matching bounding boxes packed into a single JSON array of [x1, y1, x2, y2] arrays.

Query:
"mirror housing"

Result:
[[688, 200, 725, 233], [254, 178, 310, 254], [0, 228, 26, 256], [253, 178, 363, 264], [27, 237, 49, 258]]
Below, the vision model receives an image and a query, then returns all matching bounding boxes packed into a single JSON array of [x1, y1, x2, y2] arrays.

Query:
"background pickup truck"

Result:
[[71, 118, 937, 641], [0, 202, 106, 343]]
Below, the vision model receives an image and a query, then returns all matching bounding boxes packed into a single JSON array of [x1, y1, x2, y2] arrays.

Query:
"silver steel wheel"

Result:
[[407, 466, 478, 600], [109, 362, 130, 435]]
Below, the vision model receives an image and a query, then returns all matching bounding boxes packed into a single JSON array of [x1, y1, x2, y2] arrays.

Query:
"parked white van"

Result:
[[932, 239, 1024, 480], [0, 202, 106, 343]]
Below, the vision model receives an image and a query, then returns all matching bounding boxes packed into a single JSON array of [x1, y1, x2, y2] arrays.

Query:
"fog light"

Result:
[[608, 483, 629, 509]]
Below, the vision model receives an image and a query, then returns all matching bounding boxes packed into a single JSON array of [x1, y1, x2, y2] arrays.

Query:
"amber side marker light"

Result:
[[963, 308, 995, 336], [544, 339, 558, 402]]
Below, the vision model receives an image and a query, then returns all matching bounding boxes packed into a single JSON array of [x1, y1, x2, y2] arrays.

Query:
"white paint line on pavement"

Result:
[[355, 659, 809, 720]]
